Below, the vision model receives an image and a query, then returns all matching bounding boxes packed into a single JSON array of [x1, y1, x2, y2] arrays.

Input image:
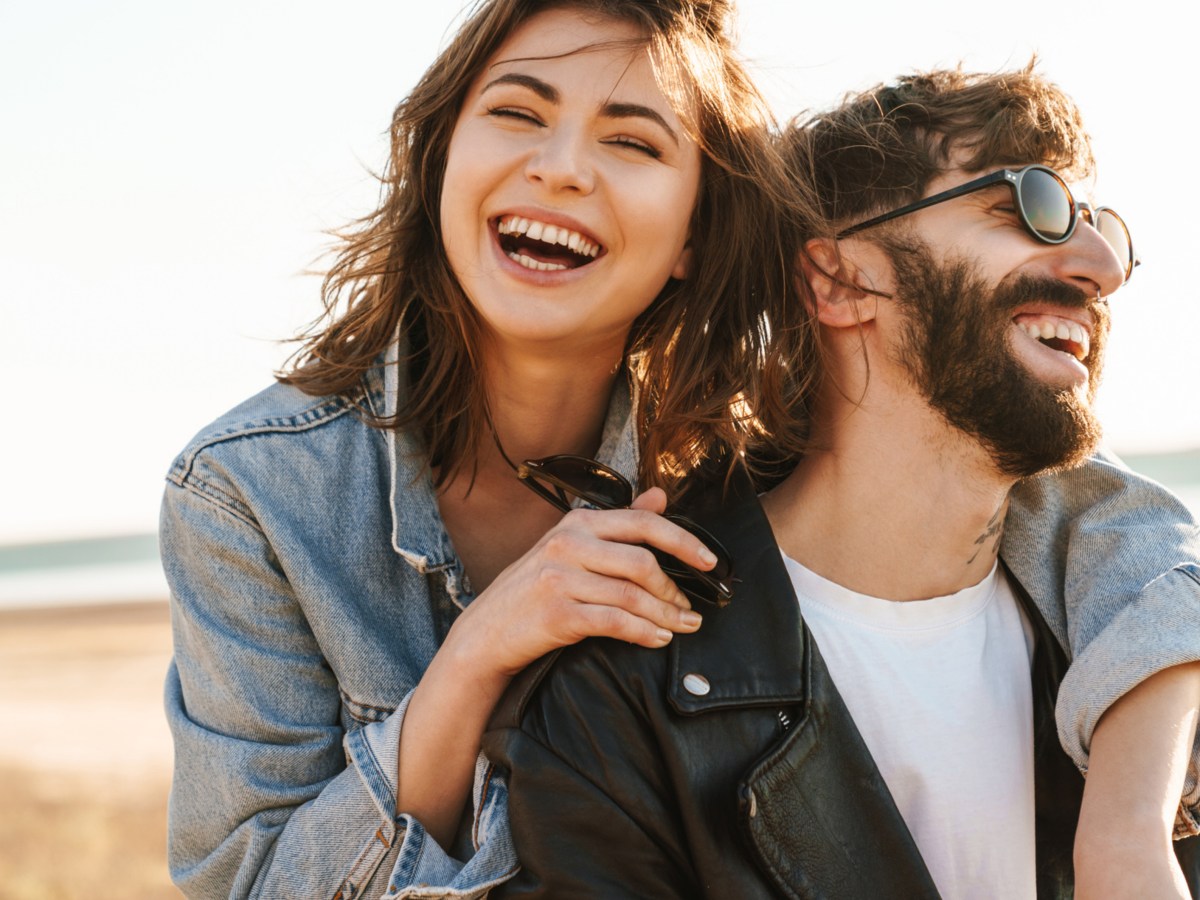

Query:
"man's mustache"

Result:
[[991, 273, 1105, 323]]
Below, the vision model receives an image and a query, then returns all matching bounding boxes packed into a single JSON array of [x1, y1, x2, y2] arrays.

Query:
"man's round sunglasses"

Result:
[[516, 455, 735, 608], [837, 164, 1140, 283]]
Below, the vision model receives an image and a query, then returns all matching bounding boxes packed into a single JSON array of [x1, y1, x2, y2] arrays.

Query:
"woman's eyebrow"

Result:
[[480, 72, 679, 146], [481, 73, 558, 102], [602, 102, 678, 146]]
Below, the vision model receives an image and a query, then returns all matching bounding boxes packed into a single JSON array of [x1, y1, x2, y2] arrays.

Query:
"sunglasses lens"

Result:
[[651, 549, 734, 607], [527, 456, 633, 509], [655, 515, 735, 607], [1095, 208, 1134, 279], [1019, 168, 1074, 240]]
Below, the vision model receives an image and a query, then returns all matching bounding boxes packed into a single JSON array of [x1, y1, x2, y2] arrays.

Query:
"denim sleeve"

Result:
[[1004, 449, 1200, 837], [161, 480, 518, 898]]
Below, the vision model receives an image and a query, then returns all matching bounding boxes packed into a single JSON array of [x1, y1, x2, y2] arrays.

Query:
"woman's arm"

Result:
[[163, 481, 519, 899], [1005, 449, 1200, 828], [1075, 662, 1200, 899]]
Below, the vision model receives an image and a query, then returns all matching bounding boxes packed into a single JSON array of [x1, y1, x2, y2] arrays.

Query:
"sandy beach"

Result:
[[0, 601, 180, 899]]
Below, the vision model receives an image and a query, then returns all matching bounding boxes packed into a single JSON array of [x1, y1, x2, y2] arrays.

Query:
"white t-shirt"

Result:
[[783, 554, 1037, 900]]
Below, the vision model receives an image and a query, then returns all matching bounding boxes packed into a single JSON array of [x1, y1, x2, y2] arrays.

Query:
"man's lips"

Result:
[[494, 214, 604, 273]]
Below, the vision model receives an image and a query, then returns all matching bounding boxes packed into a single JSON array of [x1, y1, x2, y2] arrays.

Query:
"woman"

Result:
[[163, 3, 1198, 899], [162, 1, 798, 896]]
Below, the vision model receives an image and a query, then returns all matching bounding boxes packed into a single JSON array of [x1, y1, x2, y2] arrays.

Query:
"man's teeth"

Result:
[[497, 216, 600, 259], [1015, 317, 1090, 361]]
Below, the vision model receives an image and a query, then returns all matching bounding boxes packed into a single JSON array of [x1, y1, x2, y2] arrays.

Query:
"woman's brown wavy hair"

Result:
[[280, 0, 819, 492]]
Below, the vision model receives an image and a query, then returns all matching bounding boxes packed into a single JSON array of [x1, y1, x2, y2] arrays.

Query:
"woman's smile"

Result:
[[495, 214, 603, 272]]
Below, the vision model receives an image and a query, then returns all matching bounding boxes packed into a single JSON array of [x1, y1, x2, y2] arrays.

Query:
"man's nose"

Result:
[[1049, 216, 1128, 300]]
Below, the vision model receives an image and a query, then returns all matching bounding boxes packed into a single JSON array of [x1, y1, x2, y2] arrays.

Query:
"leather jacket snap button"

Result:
[[682, 673, 711, 696]]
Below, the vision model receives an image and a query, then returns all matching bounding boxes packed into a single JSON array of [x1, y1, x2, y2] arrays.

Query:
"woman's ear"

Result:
[[801, 237, 881, 328], [671, 244, 693, 281]]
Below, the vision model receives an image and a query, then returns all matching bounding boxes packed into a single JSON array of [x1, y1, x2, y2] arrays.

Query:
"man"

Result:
[[485, 67, 1200, 898]]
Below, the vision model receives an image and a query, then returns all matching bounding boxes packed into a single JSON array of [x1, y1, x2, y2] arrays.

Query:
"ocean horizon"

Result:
[[2, 449, 1197, 610]]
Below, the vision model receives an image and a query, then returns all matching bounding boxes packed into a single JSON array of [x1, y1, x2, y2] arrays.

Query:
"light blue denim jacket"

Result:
[[162, 355, 636, 899], [162, 355, 1200, 899]]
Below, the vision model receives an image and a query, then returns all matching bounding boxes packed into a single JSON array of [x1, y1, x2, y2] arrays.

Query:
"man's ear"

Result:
[[800, 237, 881, 328]]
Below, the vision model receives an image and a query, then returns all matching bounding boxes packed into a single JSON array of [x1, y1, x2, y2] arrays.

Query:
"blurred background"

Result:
[[2, 1, 1196, 896]]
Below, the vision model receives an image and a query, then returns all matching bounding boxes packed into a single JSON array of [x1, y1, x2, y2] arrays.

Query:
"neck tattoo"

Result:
[[966, 503, 1006, 566]]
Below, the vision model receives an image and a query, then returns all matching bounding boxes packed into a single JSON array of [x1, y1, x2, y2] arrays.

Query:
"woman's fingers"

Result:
[[570, 602, 679, 649], [539, 527, 689, 609], [548, 568, 703, 641], [561, 502, 718, 575], [629, 486, 668, 513]]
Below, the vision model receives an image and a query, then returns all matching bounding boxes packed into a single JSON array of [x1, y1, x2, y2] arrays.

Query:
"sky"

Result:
[[2, 0, 1197, 544]]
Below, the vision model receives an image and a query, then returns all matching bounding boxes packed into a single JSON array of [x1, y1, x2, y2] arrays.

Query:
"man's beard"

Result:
[[880, 236, 1110, 479]]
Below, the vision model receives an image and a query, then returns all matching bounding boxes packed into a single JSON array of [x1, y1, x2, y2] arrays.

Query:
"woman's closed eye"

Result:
[[486, 106, 663, 160], [602, 134, 662, 159], [487, 106, 545, 126]]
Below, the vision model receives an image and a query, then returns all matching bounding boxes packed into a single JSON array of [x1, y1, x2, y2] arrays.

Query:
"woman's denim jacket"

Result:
[[161, 355, 1200, 899]]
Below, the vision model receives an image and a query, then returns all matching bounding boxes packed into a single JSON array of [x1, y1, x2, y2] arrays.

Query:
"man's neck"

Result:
[[762, 401, 1015, 602]]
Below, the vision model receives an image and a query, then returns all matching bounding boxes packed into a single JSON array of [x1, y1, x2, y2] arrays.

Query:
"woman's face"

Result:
[[440, 6, 702, 359]]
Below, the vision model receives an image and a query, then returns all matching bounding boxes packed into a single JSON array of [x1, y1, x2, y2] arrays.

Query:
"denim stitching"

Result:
[[472, 765, 494, 850], [1179, 562, 1200, 588], [337, 828, 392, 900], [170, 393, 362, 485], [173, 475, 259, 526], [340, 689, 396, 725]]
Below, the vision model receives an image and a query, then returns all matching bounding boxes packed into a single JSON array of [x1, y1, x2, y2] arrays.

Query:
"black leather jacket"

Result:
[[484, 471, 1200, 899]]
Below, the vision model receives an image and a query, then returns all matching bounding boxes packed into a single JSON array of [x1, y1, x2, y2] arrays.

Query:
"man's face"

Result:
[[873, 163, 1125, 478]]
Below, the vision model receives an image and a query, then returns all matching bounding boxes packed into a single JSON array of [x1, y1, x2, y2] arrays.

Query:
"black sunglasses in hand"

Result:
[[516, 455, 735, 608]]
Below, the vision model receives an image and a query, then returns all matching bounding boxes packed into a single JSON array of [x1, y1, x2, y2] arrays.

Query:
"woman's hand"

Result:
[[447, 486, 712, 681]]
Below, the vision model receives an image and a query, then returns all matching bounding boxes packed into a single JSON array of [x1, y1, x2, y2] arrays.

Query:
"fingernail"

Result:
[[656, 628, 673, 645], [697, 547, 718, 566], [681, 611, 702, 629]]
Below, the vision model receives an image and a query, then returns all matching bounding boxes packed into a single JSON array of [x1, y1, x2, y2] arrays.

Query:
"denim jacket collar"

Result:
[[381, 345, 455, 576]]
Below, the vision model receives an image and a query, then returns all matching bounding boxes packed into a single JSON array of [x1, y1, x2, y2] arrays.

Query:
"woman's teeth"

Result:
[[497, 215, 601, 272], [510, 252, 568, 272]]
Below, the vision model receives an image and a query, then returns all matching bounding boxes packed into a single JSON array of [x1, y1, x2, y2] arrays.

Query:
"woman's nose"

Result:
[[525, 127, 596, 195]]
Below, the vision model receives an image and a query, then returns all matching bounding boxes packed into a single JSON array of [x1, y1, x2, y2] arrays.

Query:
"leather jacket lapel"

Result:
[[667, 469, 806, 713], [740, 630, 941, 899]]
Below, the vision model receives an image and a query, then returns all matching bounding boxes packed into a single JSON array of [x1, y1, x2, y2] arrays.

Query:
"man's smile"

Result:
[[1012, 312, 1091, 362]]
